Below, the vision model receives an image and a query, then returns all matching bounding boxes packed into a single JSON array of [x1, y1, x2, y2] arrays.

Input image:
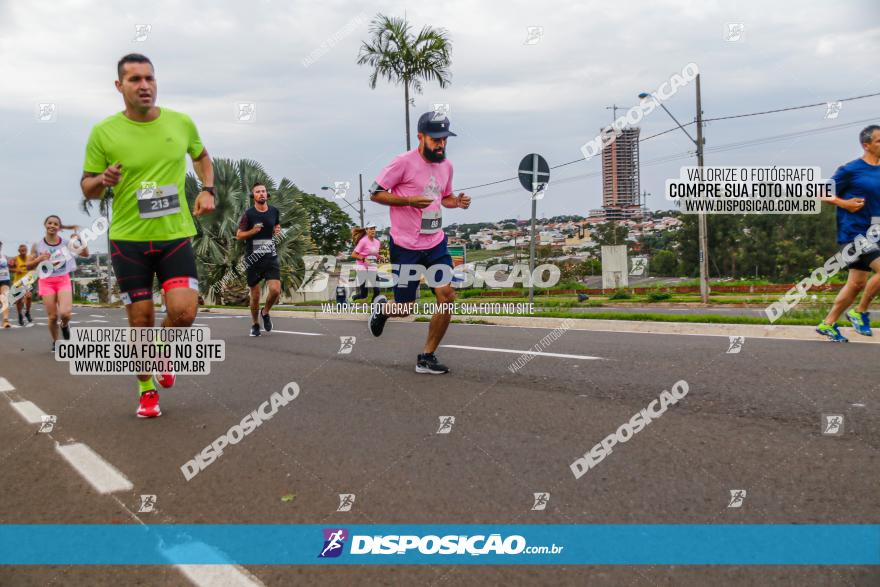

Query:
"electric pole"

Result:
[[358, 173, 365, 227], [695, 74, 709, 304], [605, 104, 622, 122]]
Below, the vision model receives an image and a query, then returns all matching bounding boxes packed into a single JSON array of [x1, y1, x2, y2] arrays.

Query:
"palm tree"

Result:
[[357, 14, 452, 150], [80, 187, 115, 302], [186, 159, 314, 305]]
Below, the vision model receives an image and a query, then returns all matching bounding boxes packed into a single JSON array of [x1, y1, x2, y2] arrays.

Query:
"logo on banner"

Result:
[[319, 528, 348, 558]]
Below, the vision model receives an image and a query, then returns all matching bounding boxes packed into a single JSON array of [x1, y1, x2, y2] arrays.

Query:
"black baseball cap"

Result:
[[417, 112, 457, 138]]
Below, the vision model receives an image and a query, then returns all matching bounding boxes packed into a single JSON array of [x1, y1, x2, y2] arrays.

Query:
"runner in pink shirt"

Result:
[[351, 223, 382, 302], [368, 112, 471, 374]]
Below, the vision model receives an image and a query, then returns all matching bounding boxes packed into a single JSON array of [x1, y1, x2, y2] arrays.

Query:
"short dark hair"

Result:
[[117, 53, 153, 80], [860, 125, 880, 146], [252, 182, 266, 193]]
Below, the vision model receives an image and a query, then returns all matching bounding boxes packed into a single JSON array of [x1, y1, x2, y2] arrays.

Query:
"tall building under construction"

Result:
[[599, 127, 643, 221]]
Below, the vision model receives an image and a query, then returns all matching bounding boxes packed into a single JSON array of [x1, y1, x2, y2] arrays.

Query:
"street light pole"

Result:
[[638, 75, 709, 303], [695, 73, 709, 304], [358, 173, 365, 227]]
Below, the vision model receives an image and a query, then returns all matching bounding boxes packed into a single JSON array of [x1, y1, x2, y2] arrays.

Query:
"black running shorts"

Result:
[[246, 258, 281, 288], [110, 238, 199, 305], [840, 240, 880, 272]]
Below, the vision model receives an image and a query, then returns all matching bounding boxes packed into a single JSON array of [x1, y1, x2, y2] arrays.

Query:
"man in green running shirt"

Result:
[[80, 53, 216, 418]]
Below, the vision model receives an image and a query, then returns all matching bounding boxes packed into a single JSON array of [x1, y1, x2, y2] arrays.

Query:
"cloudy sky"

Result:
[[1, 0, 878, 252]]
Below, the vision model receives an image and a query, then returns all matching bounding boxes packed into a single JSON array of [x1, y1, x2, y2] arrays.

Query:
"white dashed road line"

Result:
[[176, 564, 264, 587], [163, 542, 265, 587], [10, 400, 48, 424], [54, 442, 134, 494], [0, 377, 14, 392], [272, 330, 323, 336], [441, 344, 603, 360]]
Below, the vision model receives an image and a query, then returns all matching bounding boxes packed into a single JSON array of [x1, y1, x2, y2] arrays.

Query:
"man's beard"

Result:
[[422, 144, 446, 162]]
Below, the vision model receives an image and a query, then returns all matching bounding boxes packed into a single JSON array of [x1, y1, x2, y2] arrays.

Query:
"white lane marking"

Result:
[[272, 330, 323, 336], [176, 565, 264, 587], [163, 542, 265, 587], [10, 401, 47, 423], [441, 344, 603, 360], [0, 377, 14, 392], [55, 443, 133, 494], [86, 319, 109, 323], [90, 314, 105, 318]]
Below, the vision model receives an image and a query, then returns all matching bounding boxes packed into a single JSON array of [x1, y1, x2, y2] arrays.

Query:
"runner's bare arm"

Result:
[[371, 190, 433, 208], [823, 195, 864, 213], [69, 231, 90, 258], [235, 225, 262, 240], [192, 148, 214, 187], [81, 163, 122, 199], [192, 149, 216, 216], [25, 244, 44, 270], [441, 192, 471, 209]]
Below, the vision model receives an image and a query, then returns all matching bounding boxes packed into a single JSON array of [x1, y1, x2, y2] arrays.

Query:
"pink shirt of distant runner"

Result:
[[374, 148, 454, 250], [354, 236, 380, 270]]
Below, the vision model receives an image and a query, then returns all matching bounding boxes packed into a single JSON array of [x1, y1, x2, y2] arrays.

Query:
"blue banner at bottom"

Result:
[[0, 525, 877, 565]]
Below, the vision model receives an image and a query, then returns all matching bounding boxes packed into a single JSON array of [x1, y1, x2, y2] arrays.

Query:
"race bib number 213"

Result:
[[137, 183, 181, 219]]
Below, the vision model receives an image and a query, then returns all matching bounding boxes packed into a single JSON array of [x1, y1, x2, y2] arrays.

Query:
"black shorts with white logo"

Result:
[[110, 238, 199, 305]]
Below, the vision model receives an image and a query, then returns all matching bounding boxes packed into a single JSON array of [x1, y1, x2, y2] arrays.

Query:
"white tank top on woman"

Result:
[[34, 237, 76, 278]]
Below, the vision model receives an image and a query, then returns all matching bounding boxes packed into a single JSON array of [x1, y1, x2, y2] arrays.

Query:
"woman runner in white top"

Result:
[[27, 215, 89, 351]]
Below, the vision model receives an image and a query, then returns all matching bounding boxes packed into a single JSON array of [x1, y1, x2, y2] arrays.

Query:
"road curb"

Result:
[[183, 306, 880, 344]]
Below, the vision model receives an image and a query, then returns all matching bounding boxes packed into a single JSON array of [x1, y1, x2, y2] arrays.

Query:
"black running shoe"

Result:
[[25, 311, 32, 324], [60, 323, 70, 340], [368, 295, 389, 337], [261, 310, 272, 332], [250, 324, 261, 337], [416, 353, 449, 374], [51, 342, 55, 353], [18, 313, 23, 326]]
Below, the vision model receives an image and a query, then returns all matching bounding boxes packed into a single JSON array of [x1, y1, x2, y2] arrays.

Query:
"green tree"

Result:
[[591, 222, 629, 246], [357, 14, 453, 150], [651, 250, 678, 276], [675, 205, 838, 280], [186, 158, 312, 305], [86, 279, 109, 303], [299, 193, 355, 256]]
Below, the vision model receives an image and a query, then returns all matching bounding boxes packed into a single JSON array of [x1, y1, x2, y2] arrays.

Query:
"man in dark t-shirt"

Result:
[[236, 182, 282, 336]]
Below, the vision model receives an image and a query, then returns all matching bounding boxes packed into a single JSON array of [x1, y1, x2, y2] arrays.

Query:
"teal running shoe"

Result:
[[846, 309, 872, 336], [816, 322, 849, 342]]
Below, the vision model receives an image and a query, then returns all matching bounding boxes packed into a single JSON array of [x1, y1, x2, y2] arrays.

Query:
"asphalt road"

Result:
[[1, 306, 878, 586]]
